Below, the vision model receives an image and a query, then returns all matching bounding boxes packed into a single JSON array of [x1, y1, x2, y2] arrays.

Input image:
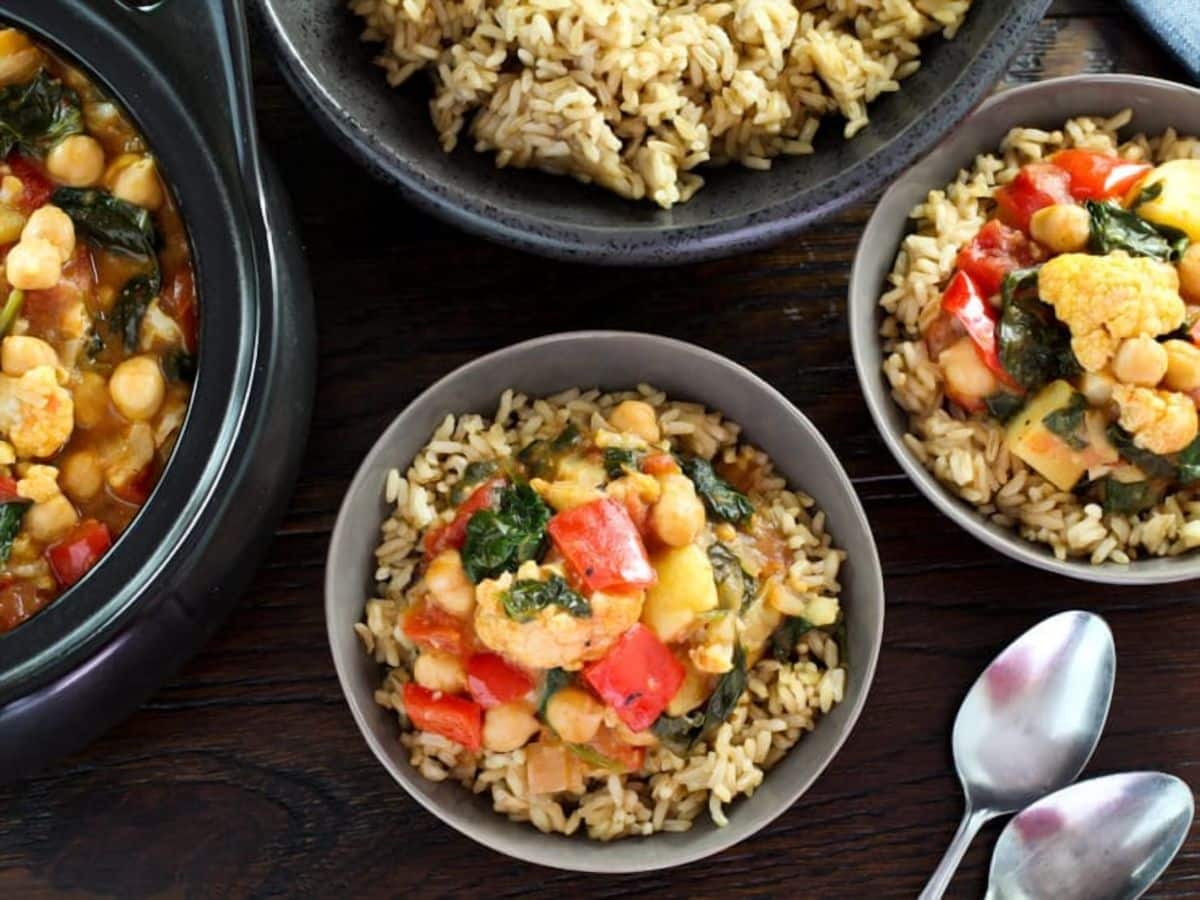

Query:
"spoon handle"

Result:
[[919, 805, 992, 900]]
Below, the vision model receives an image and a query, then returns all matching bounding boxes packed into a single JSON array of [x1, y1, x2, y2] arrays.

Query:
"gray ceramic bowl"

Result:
[[255, 0, 1048, 264], [850, 75, 1200, 585], [326, 331, 884, 871]]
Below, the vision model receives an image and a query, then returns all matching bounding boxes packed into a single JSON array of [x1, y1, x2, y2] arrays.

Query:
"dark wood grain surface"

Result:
[[3, 3, 1198, 897]]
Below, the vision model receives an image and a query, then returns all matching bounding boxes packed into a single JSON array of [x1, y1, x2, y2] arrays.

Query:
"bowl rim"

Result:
[[255, 0, 1050, 265], [324, 330, 884, 871], [849, 73, 1200, 586]]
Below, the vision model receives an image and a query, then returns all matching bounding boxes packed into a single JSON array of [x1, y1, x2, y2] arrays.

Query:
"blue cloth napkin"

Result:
[[1123, 0, 1200, 84]]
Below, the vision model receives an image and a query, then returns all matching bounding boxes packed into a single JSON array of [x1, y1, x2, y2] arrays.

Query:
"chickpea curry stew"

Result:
[[0, 28, 197, 632], [390, 400, 842, 780], [924, 149, 1200, 517]]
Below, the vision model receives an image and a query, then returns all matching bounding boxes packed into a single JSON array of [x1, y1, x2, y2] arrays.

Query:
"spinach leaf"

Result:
[[567, 743, 628, 772], [537, 667, 570, 719], [502, 574, 591, 622], [1106, 425, 1177, 480], [769, 616, 814, 662], [1099, 478, 1162, 516], [110, 273, 158, 351], [450, 460, 497, 504], [1130, 181, 1162, 211], [985, 391, 1025, 423], [678, 456, 752, 525], [651, 645, 748, 753], [0, 500, 29, 565], [0, 288, 24, 338], [1178, 436, 1200, 485], [1086, 199, 1189, 261], [833, 616, 849, 668], [997, 268, 1080, 391], [52, 187, 158, 258], [0, 70, 83, 157], [516, 425, 580, 480], [460, 482, 552, 582], [1042, 392, 1088, 450], [85, 331, 104, 362], [603, 447, 639, 480], [708, 542, 756, 612]]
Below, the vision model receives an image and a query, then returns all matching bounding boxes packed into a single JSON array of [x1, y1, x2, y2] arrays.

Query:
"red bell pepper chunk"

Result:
[[583, 624, 685, 732], [6, 154, 54, 214], [423, 476, 507, 560], [1048, 149, 1152, 201], [403, 604, 467, 657], [941, 270, 1019, 390], [994, 162, 1073, 232], [547, 497, 656, 593], [955, 219, 1037, 298], [46, 519, 112, 589], [403, 683, 483, 751], [466, 653, 534, 709]]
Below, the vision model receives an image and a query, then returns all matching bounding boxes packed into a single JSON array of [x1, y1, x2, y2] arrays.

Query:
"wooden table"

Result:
[[2, 3, 1197, 897]]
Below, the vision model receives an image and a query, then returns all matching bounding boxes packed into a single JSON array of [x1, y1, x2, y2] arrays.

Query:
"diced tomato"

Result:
[[46, 519, 112, 589], [641, 453, 677, 476], [586, 725, 646, 774], [466, 653, 533, 708], [402, 603, 467, 656], [940, 270, 1019, 389], [548, 497, 656, 593], [6, 154, 53, 214], [619, 490, 650, 536], [994, 162, 1073, 232], [159, 265, 198, 353], [1049, 149, 1152, 201], [0, 476, 22, 504], [423, 476, 507, 560], [0, 579, 41, 632], [583, 624, 685, 731], [111, 462, 155, 506], [403, 683, 483, 751], [922, 310, 967, 359], [1189, 320, 1200, 346], [956, 220, 1037, 298]]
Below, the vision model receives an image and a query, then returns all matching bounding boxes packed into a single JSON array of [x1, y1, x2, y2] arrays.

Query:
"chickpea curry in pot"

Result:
[[0, 28, 197, 631]]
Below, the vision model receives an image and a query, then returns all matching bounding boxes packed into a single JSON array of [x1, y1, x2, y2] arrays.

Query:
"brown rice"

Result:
[[355, 384, 847, 840], [880, 111, 1200, 564], [346, 0, 972, 208]]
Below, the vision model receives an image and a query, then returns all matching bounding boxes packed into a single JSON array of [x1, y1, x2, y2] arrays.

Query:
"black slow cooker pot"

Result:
[[0, 0, 315, 778]]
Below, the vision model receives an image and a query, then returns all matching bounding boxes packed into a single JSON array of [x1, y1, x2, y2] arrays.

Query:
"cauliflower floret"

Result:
[[1113, 384, 1198, 455], [16, 464, 61, 503], [0, 365, 74, 458], [473, 563, 643, 671], [1039, 253, 1184, 372]]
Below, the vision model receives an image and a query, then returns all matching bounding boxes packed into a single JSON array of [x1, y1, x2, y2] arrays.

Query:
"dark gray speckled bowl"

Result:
[[850, 75, 1200, 585], [255, 0, 1049, 264], [326, 332, 884, 870]]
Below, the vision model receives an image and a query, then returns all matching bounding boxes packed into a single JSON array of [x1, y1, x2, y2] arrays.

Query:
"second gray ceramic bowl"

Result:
[[850, 75, 1200, 585], [326, 331, 884, 871]]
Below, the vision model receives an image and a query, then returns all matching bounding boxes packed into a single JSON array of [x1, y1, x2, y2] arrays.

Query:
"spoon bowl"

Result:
[[921, 611, 1116, 899], [987, 772, 1194, 900]]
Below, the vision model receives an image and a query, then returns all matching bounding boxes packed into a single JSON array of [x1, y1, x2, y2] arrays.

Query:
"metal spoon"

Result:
[[986, 771, 1194, 899], [920, 611, 1116, 900]]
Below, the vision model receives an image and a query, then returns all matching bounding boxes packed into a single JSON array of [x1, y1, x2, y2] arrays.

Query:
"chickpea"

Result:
[[1179, 244, 1200, 304], [424, 548, 476, 619], [1079, 370, 1115, 406], [0, 29, 43, 87], [938, 337, 999, 407], [20, 206, 75, 263], [608, 400, 660, 444], [648, 472, 705, 547], [5, 238, 61, 290], [25, 494, 78, 543], [110, 157, 164, 211], [108, 355, 165, 421], [60, 450, 104, 502], [545, 687, 604, 744], [0, 205, 24, 245], [1, 336, 57, 377], [1029, 203, 1092, 255], [482, 702, 541, 752], [73, 371, 111, 429], [412, 649, 466, 694], [1112, 335, 1168, 387], [45, 134, 105, 187], [1163, 339, 1200, 392]]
